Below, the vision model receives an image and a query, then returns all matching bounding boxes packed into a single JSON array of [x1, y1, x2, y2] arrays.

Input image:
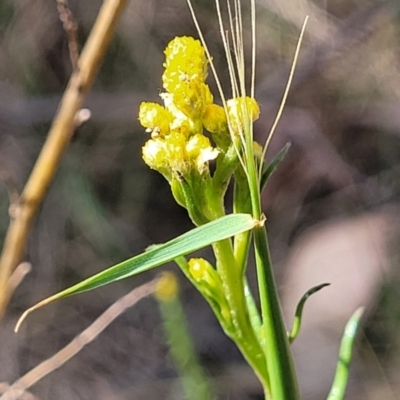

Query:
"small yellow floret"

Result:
[[188, 258, 222, 296], [165, 132, 189, 173], [253, 141, 263, 161], [188, 258, 207, 280], [227, 97, 260, 121], [163, 36, 208, 94], [138, 102, 173, 137], [162, 37, 212, 120], [186, 134, 219, 174], [226, 97, 260, 134], [142, 138, 168, 171], [172, 82, 214, 119], [202, 104, 227, 134]]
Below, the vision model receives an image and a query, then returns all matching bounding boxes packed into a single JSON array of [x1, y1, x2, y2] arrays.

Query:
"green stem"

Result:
[[253, 226, 299, 400], [245, 132, 299, 399], [212, 238, 270, 393]]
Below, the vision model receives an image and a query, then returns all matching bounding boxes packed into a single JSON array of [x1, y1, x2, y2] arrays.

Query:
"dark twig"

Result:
[[0, 0, 129, 322]]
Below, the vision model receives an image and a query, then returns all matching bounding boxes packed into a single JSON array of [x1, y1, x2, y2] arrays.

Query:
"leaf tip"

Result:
[[15, 308, 32, 332], [15, 294, 59, 332], [350, 307, 364, 324]]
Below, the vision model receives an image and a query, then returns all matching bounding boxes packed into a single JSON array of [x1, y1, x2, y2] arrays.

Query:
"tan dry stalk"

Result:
[[0, 0, 129, 321], [56, 0, 80, 69]]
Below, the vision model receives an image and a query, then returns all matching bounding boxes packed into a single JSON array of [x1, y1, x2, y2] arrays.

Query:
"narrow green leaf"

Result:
[[327, 307, 364, 400], [288, 283, 330, 343], [260, 142, 291, 192], [16, 213, 257, 331]]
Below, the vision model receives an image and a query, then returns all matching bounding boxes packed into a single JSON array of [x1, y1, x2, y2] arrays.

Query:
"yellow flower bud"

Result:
[[188, 258, 217, 287], [253, 141, 263, 162], [186, 134, 219, 174], [173, 82, 214, 119], [202, 104, 227, 134], [162, 36, 208, 94], [142, 138, 169, 172], [160, 92, 194, 137], [226, 96, 260, 134], [161, 37, 212, 122], [165, 131, 189, 174], [188, 258, 231, 324], [227, 97, 260, 121], [138, 102, 173, 137], [189, 258, 208, 280]]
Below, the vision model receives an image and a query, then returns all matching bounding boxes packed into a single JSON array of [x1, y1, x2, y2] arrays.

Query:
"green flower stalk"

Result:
[[138, 32, 296, 397], [139, 36, 271, 391]]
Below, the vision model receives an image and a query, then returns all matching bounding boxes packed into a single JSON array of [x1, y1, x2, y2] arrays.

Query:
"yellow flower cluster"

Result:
[[139, 36, 260, 186], [139, 37, 222, 181]]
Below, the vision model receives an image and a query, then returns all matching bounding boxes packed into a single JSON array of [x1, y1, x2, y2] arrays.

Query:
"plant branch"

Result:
[[253, 226, 299, 400], [56, 0, 79, 70], [212, 239, 269, 391], [0, 0, 129, 321]]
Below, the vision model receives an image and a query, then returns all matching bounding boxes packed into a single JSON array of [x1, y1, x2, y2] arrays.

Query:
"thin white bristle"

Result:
[[259, 15, 309, 177]]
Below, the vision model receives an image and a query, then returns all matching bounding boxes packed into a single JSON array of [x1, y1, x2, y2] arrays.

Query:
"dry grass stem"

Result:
[[56, 0, 80, 69], [0, 159, 20, 215], [0, 0, 129, 321], [260, 15, 309, 174], [7, 263, 32, 294], [0, 384, 37, 400], [1, 278, 158, 400]]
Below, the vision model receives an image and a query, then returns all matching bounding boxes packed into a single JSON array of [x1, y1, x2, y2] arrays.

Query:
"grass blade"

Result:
[[16, 213, 257, 331], [288, 283, 330, 344], [260, 142, 291, 192]]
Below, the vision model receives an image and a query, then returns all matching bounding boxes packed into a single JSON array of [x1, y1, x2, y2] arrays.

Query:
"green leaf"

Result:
[[260, 142, 291, 192], [327, 307, 364, 400], [16, 213, 258, 331], [288, 283, 330, 343]]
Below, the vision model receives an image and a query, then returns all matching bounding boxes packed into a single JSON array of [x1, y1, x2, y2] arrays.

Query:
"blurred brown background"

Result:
[[0, 0, 400, 399]]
